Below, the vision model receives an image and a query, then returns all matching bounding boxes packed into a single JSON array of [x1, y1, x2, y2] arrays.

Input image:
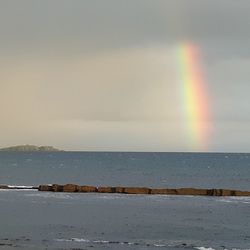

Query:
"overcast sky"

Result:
[[1, 0, 250, 152]]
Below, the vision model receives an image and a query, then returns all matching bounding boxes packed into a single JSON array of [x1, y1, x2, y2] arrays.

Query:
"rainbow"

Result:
[[176, 43, 210, 150]]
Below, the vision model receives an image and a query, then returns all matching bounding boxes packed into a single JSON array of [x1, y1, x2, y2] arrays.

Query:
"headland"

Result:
[[0, 145, 62, 152]]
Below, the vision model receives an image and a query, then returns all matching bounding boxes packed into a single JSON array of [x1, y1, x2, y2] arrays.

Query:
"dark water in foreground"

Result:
[[0, 152, 250, 249]]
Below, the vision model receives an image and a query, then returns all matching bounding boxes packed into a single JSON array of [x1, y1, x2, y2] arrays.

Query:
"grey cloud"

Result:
[[0, 0, 250, 55]]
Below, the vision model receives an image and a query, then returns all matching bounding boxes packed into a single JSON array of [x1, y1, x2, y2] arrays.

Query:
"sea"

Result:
[[0, 152, 249, 250]]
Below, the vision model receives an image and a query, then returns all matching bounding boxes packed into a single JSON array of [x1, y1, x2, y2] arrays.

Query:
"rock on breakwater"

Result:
[[37, 184, 250, 196]]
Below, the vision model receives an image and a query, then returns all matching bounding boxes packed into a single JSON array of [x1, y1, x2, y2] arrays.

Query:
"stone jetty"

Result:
[[1, 184, 250, 196], [37, 184, 250, 196]]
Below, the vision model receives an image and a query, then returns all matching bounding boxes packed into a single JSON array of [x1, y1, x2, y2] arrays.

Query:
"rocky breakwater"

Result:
[[38, 184, 250, 196]]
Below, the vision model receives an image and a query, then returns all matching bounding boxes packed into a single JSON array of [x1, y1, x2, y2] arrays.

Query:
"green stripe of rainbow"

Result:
[[177, 43, 210, 150]]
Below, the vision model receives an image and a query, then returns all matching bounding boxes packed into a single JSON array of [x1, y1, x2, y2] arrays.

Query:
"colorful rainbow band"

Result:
[[176, 43, 210, 150]]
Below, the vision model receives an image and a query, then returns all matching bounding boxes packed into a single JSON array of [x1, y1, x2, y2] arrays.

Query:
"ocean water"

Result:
[[0, 152, 250, 249]]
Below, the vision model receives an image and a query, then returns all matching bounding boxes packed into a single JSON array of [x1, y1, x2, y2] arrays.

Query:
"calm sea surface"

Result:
[[0, 152, 249, 250]]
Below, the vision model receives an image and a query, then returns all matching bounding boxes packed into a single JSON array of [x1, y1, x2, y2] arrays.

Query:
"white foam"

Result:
[[153, 244, 166, 247], [232, 248, 250, 250], [55, 238, 250, 249], [195, 247, 215, 250], [71, 238, 90, 243], [0, 188, 37, 192], [55, 238, 90, 243], [218, 197, 250, 204], [8, 185, 34, 189], [54, 238, 162, 247], [99, 240, 109, 244], [195, 247, 250, 250]]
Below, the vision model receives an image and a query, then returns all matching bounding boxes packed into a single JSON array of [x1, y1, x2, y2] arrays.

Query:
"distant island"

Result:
[[0, 145, 62, 152]]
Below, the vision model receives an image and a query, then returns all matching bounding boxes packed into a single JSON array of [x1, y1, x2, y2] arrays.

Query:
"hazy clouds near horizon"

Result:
[[1, 0, 250, 152]]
